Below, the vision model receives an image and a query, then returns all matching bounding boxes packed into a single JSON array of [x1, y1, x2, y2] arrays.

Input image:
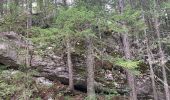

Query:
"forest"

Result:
[[1, 0, 170, 100]]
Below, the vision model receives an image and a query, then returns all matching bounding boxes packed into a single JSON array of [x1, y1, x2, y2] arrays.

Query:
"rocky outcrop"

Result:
[[0, 31, 155, 97], [0, 32, 116, 93], [0, 32, 32, 67], [0, 32, 66, 76]]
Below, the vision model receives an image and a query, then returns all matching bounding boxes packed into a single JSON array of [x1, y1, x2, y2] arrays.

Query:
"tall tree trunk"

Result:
[[28, 0, 32, 28], [0, 0, 3, 17], [25, 0, 32, 68], [123, 32, 137, 100], [62, 0, 74, 92], [5, 0, 8, 14], [86, 37, 95, 100], [154, 17, 170, 100], [141, 3, 158, 99], [148, 56, 158, 100], [144, 19, 158, 100], [66, 38, 74, 91], [140, 0, 158, 100], [118, 0, 137, 100]]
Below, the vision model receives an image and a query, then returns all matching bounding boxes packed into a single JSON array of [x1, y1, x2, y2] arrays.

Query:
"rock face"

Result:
[[0, 32, 154, 97], [31, 53, 66, 76], [0, 32, 112, 93], [0, 32, 86, 88], [0, 32, 32, 67], [0, 32, 67, 76]]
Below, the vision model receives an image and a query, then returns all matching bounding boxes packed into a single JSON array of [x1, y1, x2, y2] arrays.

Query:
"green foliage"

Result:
[[115, 58, 139, 69], [0, 69, 39, 99], [30, 27, 61, 49], [0, 2, 27, 33], [1, 0, 169, 99], [0, 80, 16, 99], [84, 95, 96, 100], [29, 6, 97, 55], [30, 27, 58, 41], [115, 58, 141, 75], [56, 7, 96, 39], [162, 1, 170, 9], [109, 5, 146, 33], [105, 94, 117, 100], [0, 65, 8, 71], [95, 54, 140, 75]]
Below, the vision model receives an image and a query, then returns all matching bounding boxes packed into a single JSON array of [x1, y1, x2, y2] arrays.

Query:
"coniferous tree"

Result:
[[118, 0, 137, 99]]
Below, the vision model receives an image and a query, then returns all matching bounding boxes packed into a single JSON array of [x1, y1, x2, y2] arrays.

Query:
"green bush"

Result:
[[0, 69, 40, 99]]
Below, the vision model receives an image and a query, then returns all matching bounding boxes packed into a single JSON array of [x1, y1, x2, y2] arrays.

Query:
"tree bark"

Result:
[[86, 37, 95, 100], [144, 22, 158, 100], [27, 0, 32, 28], [25, 0, 33, 68], [140, 1, 158, 99], [123, 32, 137, 100], [0, 0, 3, 17], [118, 0, 137, 100], [148, 56, 158, 100], [66, 38, 74, 91], [154, 17, 170, 100]]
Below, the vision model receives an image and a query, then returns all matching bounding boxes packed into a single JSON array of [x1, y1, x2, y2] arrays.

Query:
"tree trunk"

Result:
[[66, 38, 74, 91], [148, 60, 158, 100], [123, 33, 137, 100], [122, 33, 131, 59], [25, 0, 32, 68], [86, 37, 95, 100], [141, 7, 158, 99], [27, 0, 32, 28], [144, 23, 158, 100], [0, 0, 3, 17], [118, 0, 137, 100], [154, 17, 170, 100]]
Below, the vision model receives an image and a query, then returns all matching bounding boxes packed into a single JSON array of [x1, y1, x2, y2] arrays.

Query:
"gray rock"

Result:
[[0, 32, 66, 76], [0, 32, 25, 67], [0, 31, 157, 97], [36, 77, 53, 86]]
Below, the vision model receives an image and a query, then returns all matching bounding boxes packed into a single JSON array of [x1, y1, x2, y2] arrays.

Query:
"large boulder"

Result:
[[0, 32, 32, 67], [0, 32, 66, 75]]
